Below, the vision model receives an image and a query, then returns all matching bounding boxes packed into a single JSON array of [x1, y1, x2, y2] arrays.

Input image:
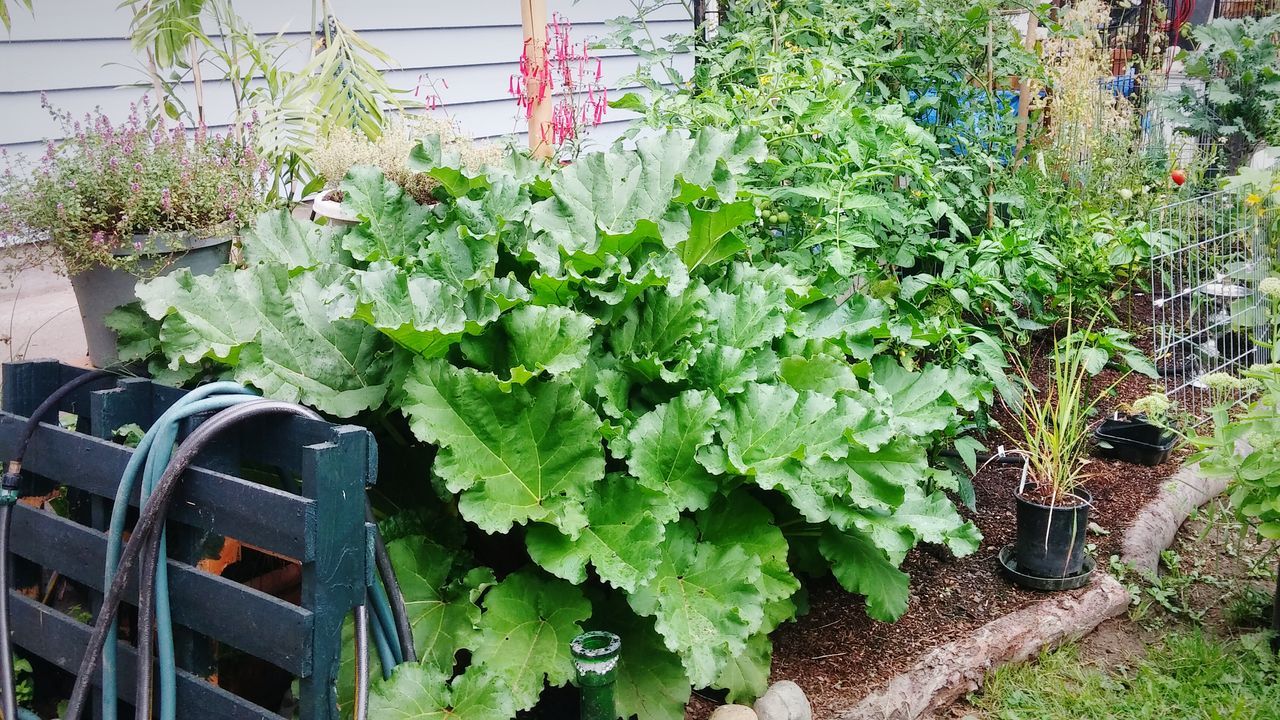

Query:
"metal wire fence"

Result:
[[1150, 189, 1274, 423]]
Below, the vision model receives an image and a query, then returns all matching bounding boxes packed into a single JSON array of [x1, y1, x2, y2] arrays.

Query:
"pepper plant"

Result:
[[128, 128, 984, 717]]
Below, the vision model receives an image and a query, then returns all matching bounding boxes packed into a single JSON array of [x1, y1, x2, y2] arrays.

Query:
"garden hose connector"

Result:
[[1, 463, 22, 505], [571, 631, 620, 720]]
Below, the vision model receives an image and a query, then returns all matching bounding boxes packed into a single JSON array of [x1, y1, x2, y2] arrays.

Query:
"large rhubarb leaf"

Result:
[[461, 304, 594, 385], [706, 281, 787, 350], [525, 474, 666, 592], [609, 612, 690, 720], [713, 632, 772, 704], [611, 284, 709, 382], [819, 527, 911, 622], [387, 537, 492, 674], [368, 665, 513, 720], [241, 209, 339, 269], [136, 265, 261, 365], [400, 359, 604, 537], [471, 569, 591, 712], [235, 265, 393, 417], [340, 165, 431, 262], [625, 389, 723, 514], [679, 201, 754, 269], [626, 519, 765, 687]]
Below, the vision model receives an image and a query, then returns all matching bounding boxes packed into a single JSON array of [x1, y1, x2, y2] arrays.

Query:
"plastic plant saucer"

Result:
[[998, 545, 1095, 591]]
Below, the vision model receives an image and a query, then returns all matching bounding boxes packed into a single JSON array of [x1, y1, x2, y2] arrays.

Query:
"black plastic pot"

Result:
[[1094, 415, 1177, 466], [1014, 484, 1092, 579]]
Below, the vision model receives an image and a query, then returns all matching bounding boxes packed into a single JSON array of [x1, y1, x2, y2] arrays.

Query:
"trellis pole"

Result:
[[520, 0, 553, 159]]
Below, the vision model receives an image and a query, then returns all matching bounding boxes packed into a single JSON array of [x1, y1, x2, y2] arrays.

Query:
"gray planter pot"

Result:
[[68, 233, 231, 368]]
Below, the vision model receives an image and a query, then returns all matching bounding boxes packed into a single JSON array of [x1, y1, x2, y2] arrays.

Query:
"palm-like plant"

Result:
[[121, 0, 411, 200]]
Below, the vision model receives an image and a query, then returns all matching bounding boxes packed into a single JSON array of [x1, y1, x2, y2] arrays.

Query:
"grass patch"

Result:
[[971, 632, 1280, 719]]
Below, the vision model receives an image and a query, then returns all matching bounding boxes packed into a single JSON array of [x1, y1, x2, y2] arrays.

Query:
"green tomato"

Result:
[[776, 211, 791, 223], [769, 214, 780, 224]]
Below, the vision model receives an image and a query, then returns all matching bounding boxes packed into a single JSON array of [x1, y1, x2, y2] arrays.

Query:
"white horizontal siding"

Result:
[[0, 0, 691, 152]]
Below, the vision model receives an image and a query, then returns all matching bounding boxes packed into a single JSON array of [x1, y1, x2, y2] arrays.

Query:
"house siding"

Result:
[[0, 1, 692, 156]]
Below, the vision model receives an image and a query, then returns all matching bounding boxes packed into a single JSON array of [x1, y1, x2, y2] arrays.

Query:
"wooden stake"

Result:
[[1015, 11, 1039, 159], [520, 0, 553, 160], [190, 36, 206, 127], [986, 18, 995, 230]]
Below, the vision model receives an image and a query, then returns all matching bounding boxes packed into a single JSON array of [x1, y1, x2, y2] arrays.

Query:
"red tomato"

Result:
[[1171, 169, 1187, 186]]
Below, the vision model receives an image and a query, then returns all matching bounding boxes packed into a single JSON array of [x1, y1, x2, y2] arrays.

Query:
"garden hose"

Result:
[[100, 384, 258, 720], [64, 401, 323, 720], [0, 374, 410, 720], [66, 399, 409, 720], [0, 369, 116, 720]]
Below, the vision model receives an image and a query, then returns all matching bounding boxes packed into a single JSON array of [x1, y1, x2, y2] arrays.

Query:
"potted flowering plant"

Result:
[[0, 100, 267, 367]]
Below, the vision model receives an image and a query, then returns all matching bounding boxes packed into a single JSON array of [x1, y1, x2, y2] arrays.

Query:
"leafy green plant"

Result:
[[1055, 327, 1159, 378], [1194, 364, 1280, 542], [131, 128, 984, 716], [121, 0, 412, 200], [1164, 14, 1280, 172]]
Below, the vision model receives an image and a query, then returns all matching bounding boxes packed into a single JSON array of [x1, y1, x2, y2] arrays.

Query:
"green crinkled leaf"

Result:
[[104, 303, 160, 364], [235, 265, 393, 417], [627, 520, 765, 687], [340, 165, 431, 262], [525, 475, 666, 592], [819, 527, 911, 622], [713, 632, 772, 705], [626, 389, 723, 515], [416, 224, 498, 291], [779, 353, 861, 395], [612, 284, 709, 383], [400, 358, 603, 536], [797, 295, 892, 359], [607, 608, 691, 720], [680, 201, 754, 269], [136, 265, 262, 366], [408, 133, 491, 198], [471, 569, 592, 712], [696, 491, 800, 605], [688, 344, 777, 397], [241, 209, 338, 269], [701, 383, 853, 489], [869, 357, 959, 436], [368, 665, 514, 720], [487, 304, 595, 385], [388, 536, 492, 674], [706, 282, 787, 349]]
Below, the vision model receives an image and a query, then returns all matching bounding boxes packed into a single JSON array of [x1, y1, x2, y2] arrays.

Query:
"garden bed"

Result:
[[687, 301, 1186, 719]]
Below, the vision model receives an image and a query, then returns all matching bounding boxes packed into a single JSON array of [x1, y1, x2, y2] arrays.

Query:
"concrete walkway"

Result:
[[0, 248, 89, 367]]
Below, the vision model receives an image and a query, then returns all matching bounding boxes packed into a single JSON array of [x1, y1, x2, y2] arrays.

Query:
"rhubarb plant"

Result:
[[132, 128, 983, 718]]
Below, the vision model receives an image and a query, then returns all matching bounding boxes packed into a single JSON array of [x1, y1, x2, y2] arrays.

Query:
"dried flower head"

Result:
[[310, 115, 504, 204]]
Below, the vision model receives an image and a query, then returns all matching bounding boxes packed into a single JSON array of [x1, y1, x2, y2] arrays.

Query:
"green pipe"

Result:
[[571, 631, 620, 720]]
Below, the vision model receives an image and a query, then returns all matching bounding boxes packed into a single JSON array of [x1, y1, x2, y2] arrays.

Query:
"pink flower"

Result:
[[160, 187, 172, 212], [130, 182, 140, 193]]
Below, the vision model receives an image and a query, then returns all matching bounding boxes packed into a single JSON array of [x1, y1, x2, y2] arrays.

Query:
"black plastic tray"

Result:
[[1094, 416, 1177, 467], [998, 545, 1095, 591]]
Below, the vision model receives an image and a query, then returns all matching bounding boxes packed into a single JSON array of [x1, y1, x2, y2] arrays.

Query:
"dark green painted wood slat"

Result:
[[0, 416, 313, 560], [1, 361, 117, 437], [8, 504, 312, 675], [8, 592, 286, 720], [298, 426, 370, 720]]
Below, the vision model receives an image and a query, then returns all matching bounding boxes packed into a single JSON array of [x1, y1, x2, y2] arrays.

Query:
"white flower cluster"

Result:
[[1259, 276, 1280, 299], [310, 115, 505, 204]]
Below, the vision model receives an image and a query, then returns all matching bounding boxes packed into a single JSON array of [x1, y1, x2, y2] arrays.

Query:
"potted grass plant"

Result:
[[1003, 322, 1116, 585], [0, 100, 267, 367]]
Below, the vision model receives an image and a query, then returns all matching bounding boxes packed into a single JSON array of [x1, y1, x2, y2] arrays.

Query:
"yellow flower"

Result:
[[1246, 192, 1263, 206], [759, 74, 772, 86]]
